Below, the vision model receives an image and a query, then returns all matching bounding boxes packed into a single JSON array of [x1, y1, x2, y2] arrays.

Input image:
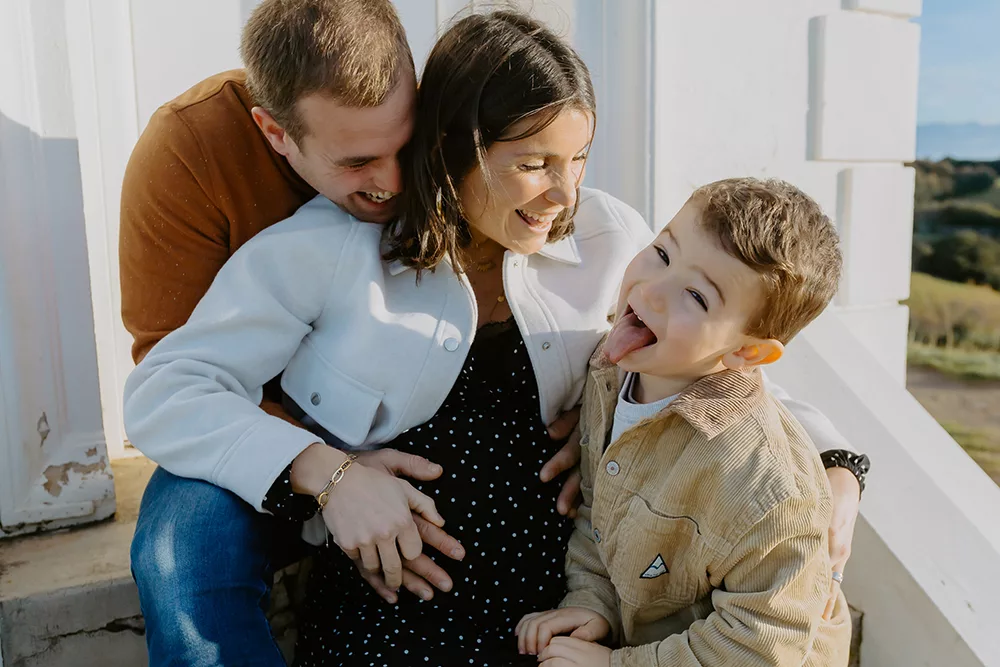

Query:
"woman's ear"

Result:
[[722, 338, 784, 370]]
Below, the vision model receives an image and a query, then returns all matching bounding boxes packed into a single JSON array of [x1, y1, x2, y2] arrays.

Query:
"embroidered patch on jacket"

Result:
[[640, 554, 668, 579]]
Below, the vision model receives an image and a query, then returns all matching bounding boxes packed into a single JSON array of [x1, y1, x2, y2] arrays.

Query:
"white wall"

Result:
[[652, 0, 919, 383], [0, 0, 115, 537]]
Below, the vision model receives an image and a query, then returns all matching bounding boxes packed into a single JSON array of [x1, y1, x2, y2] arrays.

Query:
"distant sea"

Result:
[[917, 123, 1000, 161]]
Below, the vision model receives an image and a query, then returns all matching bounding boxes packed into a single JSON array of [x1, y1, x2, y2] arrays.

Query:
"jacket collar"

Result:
[[385, 234, 582, 277], [669, 368, 766, 439], [535, 234, 582, 265], [588, 337, 766, 439]]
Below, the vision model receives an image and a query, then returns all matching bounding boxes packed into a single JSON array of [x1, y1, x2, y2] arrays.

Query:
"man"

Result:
[[122, 1, 584, 664]]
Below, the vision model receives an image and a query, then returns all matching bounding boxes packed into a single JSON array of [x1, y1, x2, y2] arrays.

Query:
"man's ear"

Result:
[[251, 106, 295, 157], [721, 338, 784, 370]]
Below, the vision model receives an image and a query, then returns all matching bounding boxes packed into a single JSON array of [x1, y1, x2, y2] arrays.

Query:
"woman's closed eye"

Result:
[[688, 289, 708, 312], [519, 154, 588, 173]]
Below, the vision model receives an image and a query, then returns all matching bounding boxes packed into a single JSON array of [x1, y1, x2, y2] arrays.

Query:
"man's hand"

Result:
[[348, 449, 465, 602], [823, 466, 860, 620], [516, 607, 610, 656], [538, 637, 612, 667], [351, 550, 456, 604], [544, 408, 583, 518]]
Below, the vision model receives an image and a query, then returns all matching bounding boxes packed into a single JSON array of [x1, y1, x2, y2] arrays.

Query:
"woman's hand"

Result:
[[350, 449, 466, 603], [318, 456, 445, 591], [823, 466, 861, 619], [538, 637, 612, 667], [516, 607, 610, 656], [543, 408, 583, 518]]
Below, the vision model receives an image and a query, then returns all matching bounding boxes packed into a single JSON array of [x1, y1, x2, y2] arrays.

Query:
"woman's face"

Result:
[[458, 108, 593, 256]]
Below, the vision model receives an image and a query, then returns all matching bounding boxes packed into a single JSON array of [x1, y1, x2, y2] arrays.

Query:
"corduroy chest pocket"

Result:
[[608, 495, 705, 617]]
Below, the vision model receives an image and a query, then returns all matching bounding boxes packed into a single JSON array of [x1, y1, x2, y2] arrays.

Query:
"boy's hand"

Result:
[[538, 637, 612, 666], [516, 607, 610, 655]]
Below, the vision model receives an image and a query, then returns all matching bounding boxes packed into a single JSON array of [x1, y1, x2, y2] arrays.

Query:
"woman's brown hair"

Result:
[[383, 10, 596, 273]]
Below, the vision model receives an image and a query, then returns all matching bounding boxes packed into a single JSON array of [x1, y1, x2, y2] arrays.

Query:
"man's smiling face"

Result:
[[259, 69, 417, 224]]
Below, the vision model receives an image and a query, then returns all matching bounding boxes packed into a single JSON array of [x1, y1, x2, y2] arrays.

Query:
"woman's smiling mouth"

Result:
[[517, 209, 558, 231]]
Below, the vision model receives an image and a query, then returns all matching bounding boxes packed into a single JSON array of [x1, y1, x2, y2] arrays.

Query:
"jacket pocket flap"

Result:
[[283, 343, 384, 447]]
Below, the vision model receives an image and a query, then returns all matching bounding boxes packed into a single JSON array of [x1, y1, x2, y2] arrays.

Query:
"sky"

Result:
[[915, 0, 1000, 126]]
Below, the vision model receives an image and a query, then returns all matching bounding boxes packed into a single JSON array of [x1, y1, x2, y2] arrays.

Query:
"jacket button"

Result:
[[594, 528, 602, 543], [606, 460, 620, 476], [444, 337, 460, 352], [310, 392, 322, 406], [541, 342, 551, 350]]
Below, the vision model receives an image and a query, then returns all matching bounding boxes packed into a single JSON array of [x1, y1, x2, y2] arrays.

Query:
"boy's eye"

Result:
[[688, 289, 708, 312], [519, 162, 545, 172], [655, 246, 670, 266]]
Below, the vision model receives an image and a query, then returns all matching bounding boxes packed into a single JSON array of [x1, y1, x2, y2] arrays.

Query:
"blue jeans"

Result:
[[131, 467, 306, 666]]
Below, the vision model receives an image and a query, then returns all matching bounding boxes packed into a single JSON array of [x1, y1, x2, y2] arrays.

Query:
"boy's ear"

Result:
[[722, 338, 784, 370]]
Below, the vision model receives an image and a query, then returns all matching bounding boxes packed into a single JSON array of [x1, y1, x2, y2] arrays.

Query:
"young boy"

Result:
[[516, 178, 852, 666]]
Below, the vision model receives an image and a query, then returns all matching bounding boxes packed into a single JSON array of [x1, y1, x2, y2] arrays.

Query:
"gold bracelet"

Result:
[[315, 454, 357, 510]]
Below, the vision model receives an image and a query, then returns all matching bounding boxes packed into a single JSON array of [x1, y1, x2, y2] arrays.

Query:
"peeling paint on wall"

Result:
[[42, 459, 108, 497]]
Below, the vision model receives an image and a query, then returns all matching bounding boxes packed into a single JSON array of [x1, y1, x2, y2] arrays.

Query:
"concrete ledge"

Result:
[[770, 311, 1000, 666], [0, 458, 153, 667]]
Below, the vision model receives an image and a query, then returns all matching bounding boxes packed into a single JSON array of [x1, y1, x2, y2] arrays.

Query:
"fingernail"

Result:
[[387, 595, 397, 604], [430, 464, 442, 473], [421, 590, 432, 601], [438, 580, 452, 592], [452, 546, 465, 559]]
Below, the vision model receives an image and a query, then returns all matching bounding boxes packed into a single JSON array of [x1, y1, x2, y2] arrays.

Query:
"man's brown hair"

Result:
[[692, 177, 843, 344], [240, 0, 413, 142]]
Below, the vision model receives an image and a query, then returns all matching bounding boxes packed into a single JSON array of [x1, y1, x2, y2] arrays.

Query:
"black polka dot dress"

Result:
[[293, 319, 574, 666]]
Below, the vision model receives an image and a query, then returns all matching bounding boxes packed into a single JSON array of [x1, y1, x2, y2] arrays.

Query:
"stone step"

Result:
[[0, 457, 154, 667]]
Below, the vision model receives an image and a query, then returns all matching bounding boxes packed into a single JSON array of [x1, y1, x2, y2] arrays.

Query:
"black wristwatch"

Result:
[[821, 450, 871, 495]]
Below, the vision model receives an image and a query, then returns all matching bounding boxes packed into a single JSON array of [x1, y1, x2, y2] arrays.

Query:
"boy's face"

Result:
[[607, 200, 769, 393]]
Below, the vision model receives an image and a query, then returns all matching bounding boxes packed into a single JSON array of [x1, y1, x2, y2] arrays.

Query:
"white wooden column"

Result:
[[809, 2, 921, 383], [0, 0, 115, 537]]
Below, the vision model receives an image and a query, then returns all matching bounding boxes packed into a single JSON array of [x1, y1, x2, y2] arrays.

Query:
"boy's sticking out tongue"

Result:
[[605, 309, 656, 364]]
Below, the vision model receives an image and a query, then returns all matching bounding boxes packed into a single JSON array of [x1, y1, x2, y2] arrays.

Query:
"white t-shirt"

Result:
[[609, 373, 679, 445]]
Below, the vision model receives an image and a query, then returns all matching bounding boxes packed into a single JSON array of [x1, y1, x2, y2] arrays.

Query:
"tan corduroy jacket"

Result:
[[560, 346, 852, 667]]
